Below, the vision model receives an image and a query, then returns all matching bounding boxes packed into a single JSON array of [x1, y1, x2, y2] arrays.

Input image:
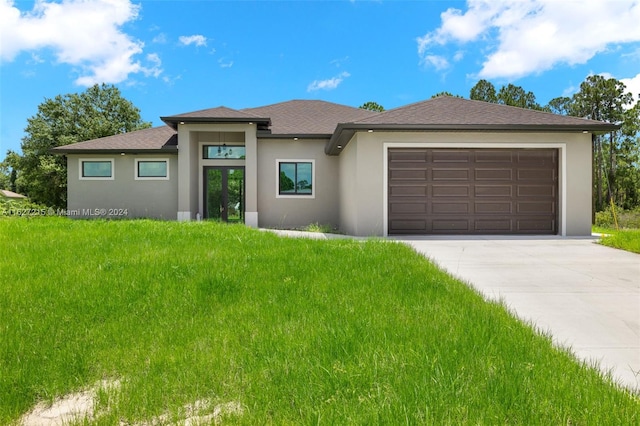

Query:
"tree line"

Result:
[[2, 79, 639, 215]]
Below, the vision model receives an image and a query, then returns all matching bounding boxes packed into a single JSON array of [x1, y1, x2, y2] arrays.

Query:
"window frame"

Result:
[[202, 145, 246, 160], [276, 159, 315, 199], [134, 158, 170, 181], [79, 159, 114, 180]]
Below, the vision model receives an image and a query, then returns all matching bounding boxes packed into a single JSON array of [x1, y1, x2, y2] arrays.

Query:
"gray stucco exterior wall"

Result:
[[337, 131, 593, 237], [66, 154, 178, 219], [257, 138, 340, 229]]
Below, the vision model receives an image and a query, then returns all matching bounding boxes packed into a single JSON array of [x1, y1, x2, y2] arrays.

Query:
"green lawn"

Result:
[[594, 227, 640, 254], [1, 218, 638, 424]]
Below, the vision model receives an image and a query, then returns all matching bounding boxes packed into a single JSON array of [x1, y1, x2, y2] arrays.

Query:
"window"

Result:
[[203, 145, 246, 159], [277, 160, 314, 198], [80, 159, 114, 180], [135, 159, 169, 180]]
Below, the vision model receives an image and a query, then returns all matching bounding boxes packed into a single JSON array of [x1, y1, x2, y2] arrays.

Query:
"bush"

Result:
[[0, 196, 52, 218], [595, 206, 640, 229]]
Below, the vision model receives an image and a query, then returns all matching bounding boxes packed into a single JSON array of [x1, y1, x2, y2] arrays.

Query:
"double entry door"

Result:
[[204, 166, 245, 223]]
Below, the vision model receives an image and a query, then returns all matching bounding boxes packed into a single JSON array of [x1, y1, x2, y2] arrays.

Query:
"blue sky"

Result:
[[2, 0, 640, 162]]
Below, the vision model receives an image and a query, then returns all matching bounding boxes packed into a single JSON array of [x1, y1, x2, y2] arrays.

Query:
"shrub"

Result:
[[595, 206, 640, 229]]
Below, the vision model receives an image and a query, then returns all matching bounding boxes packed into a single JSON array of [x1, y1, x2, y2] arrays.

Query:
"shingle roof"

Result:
[[53, 97, 618, 154], [52, 126, 177, 153], [353, 96, 617, 128], [324, 96, 620, 154], [161, 106, 269, 129], [243, 100, 378, 135]]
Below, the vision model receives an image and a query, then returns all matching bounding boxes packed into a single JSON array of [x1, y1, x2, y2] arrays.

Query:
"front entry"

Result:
[[204, 167, 245, 222]]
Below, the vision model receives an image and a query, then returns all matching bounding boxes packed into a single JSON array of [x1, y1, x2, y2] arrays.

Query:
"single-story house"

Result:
[[52, 96, 617, 236], [0, 189, 27, 200]]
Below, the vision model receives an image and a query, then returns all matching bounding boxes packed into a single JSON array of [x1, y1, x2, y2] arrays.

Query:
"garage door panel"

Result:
[[432, 150, 471, 162], [475, 151, 514, 163], [388, 148, 558, 235], [474, 219, 513, 232], [432, 168, 470, 180], [389, 185, 427, 196], [390, 203, 427, 214], [433, 185, 470, 197], [432, 202, 470, 214], [518, 168, 556, 181], [517, 150, 557, 165], [475, 202, 512, 214], [517, 219, 556, 232], [517, 201, 555, 214], [389, 169, 427, 180], [517, 185, 555, 197], [432, 219, 471, 231], [475, 185, 512, 197], [475, 168, 513, 181], [389, 161, 428, 169], [390, 219, 427, 231], [390, 150, 427, 161]]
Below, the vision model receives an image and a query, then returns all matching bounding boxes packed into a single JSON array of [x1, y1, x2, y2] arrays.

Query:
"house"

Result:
[[0, 189, 27, 200], [52, 96, 617, 236]]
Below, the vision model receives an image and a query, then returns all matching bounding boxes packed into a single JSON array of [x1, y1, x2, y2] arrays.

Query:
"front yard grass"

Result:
[[1, 218, 638, 424], [594, 227, 640, 254]]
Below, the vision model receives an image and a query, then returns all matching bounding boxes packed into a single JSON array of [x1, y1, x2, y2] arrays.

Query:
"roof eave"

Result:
[[258, 132, 333, 140], [161, 116, 271, 130], [325, 123, 620, 155], [50, 147, 178, 155]]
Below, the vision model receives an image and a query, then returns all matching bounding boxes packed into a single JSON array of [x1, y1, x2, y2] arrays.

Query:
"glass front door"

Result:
[[204, 167, 245, 223]]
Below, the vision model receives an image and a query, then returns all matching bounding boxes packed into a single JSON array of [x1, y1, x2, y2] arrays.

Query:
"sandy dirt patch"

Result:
[[19, 379, 243, 425]]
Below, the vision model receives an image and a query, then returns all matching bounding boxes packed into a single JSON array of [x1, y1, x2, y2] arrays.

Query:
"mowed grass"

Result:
[[595, 228, 640, 254], [1, 218, 638, 424]]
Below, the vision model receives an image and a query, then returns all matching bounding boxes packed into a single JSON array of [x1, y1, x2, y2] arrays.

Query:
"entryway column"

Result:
[[244, 124, 258, 227]]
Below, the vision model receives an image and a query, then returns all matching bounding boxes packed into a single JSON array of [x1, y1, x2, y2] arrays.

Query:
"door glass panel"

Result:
[[204, 167, 244, 223], [227, 168, 244, 223], [206, 169, 223, 221]]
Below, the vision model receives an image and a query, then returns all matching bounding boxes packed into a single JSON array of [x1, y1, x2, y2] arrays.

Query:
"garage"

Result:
[[388, 148, 558, 235]]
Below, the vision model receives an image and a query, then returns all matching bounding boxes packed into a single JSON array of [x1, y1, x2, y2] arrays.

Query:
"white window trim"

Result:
[[276, 159, 315, 199], [79, 158, 114, 180], [134, 158, 170, 181]]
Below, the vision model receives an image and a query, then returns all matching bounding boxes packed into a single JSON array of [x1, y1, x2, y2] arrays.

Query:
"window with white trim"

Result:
[[135, 159, 169, 180], [80, 159, 114, 180], [277, 160, 314, 198]]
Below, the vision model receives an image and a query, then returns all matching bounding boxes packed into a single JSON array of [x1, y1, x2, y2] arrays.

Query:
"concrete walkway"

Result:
[[395, 235, 640, 392]]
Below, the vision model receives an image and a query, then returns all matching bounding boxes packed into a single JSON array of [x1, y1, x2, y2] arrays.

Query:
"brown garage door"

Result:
[[388, 148, 558, 235]]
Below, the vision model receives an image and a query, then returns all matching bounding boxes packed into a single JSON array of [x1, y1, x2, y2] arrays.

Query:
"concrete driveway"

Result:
[[395, 235, 640, 392]]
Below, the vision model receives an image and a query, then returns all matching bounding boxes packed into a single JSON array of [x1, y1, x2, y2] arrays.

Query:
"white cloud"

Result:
[[179, 34, 207, 47], [417, 0, 640, 80], [0, 0, 159, 86], [307, 71, 351, 92], [218, 58, 233, 68], [621, 73, 640, 105], [422, 55, 449, 71], [152, 33, 167, 44]]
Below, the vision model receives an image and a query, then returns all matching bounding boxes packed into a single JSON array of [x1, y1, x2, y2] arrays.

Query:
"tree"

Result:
[[431, 91, 463, 98], [359, 101, 385, 112], [13, 84, 151, 208], [497, 84, 544, 110], [546, 96, 574, 115], [469, 79, 498, 103], [470, 80, 545, 110], [570, 75, 637, 212], [0, 156, 10, 190]]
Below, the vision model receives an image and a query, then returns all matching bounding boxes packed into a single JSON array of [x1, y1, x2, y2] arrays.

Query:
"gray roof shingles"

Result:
[[243, 100, 378, 135], [353, 96, 616, 128], [52, 125, 177, 153], [53, 97, 617, 153]]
